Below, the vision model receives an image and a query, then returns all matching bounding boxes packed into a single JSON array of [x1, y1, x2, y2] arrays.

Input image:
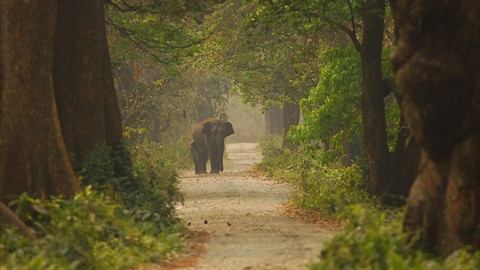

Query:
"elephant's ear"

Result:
[[224, 122, 234, 137], [202, 121, 212, 135]]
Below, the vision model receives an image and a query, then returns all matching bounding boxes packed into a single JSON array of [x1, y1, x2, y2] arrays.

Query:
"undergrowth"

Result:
[[0, 139, 188, 270], [310, 205, 480, 270], [257, 135, 480, 270], [257, 135, 370, 218], [0, 189, 182, 270]]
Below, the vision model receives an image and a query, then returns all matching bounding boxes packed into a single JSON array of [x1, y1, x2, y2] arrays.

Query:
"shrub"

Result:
[[310, 205, 480, 270], [292, 163, 369, 218], [0, 189, 183, 270], [0, 138, 189, 269], [78, 140, 185, 229], [257, 136, 370, 218]]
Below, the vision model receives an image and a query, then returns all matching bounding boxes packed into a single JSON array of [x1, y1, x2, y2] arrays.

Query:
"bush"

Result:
[[125, 141, 185, 229], [0, 189, 183, 270], [0, 138, 188, 269], [257, 136, 370, 218], [78, 140, 185, 229], [130, 135, 193, 170], [292, 163, 369, 218], [310, 205, 480, 270]]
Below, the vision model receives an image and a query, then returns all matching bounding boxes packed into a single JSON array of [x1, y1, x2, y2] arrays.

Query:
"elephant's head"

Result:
[[202, 119, 234, 139]]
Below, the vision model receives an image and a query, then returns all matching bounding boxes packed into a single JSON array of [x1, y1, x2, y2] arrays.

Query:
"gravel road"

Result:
[[171, 143, 336, 270]]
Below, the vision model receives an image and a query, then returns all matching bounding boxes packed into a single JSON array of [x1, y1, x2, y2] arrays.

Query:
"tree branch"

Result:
[[0, 202, 37, 241], [323, 16, 362, 52]]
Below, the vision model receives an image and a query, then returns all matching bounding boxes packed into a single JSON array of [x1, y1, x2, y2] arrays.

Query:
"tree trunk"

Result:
[[0, 0, 79, 202], [54, 0, 124, 165], [386, 114, 420, 203], [265, 106, 283, 136], [360, 0, 389, 196], [391, 0, 479, 257], [282, 102, 300, 148]]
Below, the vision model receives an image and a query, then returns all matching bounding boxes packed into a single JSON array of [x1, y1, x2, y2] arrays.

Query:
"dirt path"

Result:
[[174, 143, 336, 270]]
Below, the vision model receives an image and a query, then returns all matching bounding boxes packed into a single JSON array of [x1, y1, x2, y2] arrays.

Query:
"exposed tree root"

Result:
[[0, 201, 37, 241]]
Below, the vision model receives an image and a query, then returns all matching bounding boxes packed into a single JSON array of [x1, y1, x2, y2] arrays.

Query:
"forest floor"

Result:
[[156, 143, 340, 270]]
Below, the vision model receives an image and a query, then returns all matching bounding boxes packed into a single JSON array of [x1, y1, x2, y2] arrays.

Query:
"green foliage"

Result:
[[133, 136, 193, 170], [79, 144, 119, 190], [108, 2, 231, 144], [0, 189, 182, 270], [124, 140, 187, 229], [310, 205, 480, 270], [78, 142, 184, 230], [289, 46, 401, 163], [196, 0, 314, 108], [257, 136, 369, 218], [290, 46, 362, 163], [1, 136, 189, 270], [292, 162, 369, 218], [107, 1, 206, 65]]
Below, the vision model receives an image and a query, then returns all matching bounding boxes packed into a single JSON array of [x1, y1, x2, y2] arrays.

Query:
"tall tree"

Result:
[[0, 0, 79, 202], [0, 0, 128, 203], [359, 0, 390, 196], [391, 0, 479, 256], [54, 0, 124, 166], [251, 0, 420, 201]]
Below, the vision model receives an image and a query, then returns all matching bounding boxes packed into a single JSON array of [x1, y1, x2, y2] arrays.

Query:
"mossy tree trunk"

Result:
[[391, 0, 479, 257]]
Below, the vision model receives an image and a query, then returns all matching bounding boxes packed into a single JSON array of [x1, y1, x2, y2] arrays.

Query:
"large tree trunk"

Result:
[[54, 0, 124, 165], [0, 0, 79, 202], [360, 0, 389, 196], [391, 0, 479, 257]]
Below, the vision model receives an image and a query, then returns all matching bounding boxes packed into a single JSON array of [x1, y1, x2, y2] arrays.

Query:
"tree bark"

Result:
[[0, 202, 36, 241], [391, 0, 479, 257], [386, 114, 420, 203], [0, 0, 79, 202], [265, 106, 283, 136], [360, 0, 389, 196], [282, 102, 300, 148], [54, 0, 124, 165]]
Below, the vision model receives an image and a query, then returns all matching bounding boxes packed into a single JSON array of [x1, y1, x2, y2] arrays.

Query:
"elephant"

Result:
[[190, 118, 234, 174]]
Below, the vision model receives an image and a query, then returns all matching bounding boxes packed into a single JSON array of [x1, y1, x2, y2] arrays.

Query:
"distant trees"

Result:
[[195, 0, 315, 143], [106, 0, 230, 143]]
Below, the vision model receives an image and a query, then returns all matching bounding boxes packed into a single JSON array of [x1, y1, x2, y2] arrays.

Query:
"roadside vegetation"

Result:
[[255, 19, 479, 269], [0, 141, 187, 270], [258, 137, 479, 269]]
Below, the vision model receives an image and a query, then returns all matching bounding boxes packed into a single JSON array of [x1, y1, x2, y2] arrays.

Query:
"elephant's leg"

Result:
[[209, 153, 220, 174], [199, 153, 208, 174], [219, 156, 224, 172], [190, 144, 200, 174]]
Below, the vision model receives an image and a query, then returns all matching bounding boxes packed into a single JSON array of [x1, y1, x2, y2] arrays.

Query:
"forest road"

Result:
[[171, 143, 336, 270]]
